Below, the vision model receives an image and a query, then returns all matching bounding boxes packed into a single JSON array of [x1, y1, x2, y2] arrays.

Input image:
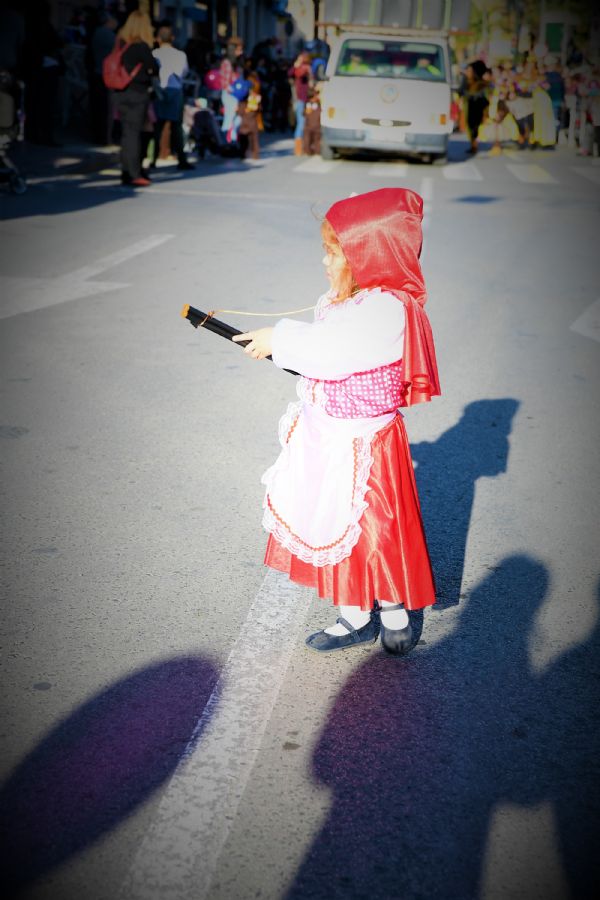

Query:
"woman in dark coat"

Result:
[[113, 9, 157, 186]]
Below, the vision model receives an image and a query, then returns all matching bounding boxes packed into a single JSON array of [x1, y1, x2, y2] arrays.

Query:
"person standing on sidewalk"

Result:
[[113, 9, 157, 186], [289, 50, 311, 156], [151, 22, 193, 171]]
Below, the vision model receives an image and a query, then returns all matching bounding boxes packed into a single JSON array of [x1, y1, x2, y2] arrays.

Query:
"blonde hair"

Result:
[[119, 10, 154, 48], [321, 218, 359, 302]]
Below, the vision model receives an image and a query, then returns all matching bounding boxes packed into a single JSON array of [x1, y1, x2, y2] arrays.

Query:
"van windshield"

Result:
[[335, 40, 446, 82]]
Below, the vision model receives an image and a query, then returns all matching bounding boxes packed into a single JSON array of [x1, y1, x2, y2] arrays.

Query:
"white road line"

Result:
[[0, 275, 128, 319], [79, 184, 310, 204], [0, 235, 174, 319], [119, 569, 314, 900], [26, 173, 87, 184], [420, 175, 433, 202], [67, 234, 174, 281], [505, 163, 558, 184], [570, 298, 600, 343], [571, 166, 600, 186], [442, 161, 483, 181], [367, 162, 409, 179], [419, 177, 433, 260], [293, 157, 339, 174]]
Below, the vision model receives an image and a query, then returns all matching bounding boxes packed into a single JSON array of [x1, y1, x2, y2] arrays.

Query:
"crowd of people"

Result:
[[459, 52, 600, 158], [1, 0, 599, 185], [0, 0, 331, 186]]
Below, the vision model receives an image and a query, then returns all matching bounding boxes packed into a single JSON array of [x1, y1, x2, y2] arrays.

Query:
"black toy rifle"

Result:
[[181, 304, 299, 376]]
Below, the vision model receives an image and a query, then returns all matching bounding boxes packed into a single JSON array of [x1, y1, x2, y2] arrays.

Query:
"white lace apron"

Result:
[[261, 379, 395, 567]]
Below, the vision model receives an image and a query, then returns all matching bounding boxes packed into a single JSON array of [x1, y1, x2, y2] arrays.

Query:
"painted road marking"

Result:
[[502, 149, 525, 161], [66, 234, 174, 282], [119, 569, 314, 900], [79, 183, 311, 204], [0, 235, 174, 319], [505, 163, 558, 183], [293, 156, 339, 174], [570, 298, 600, 343], [420, 175, 433, 201], [442, 162, 483, 181], [26, 173, 87, 184], [419, 177, 433, 261], [368, 162, 409, 178], [571, 166, 600, 186]]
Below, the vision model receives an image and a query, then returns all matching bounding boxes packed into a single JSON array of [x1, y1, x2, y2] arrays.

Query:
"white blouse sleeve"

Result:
[[271, 290, 405, 380]]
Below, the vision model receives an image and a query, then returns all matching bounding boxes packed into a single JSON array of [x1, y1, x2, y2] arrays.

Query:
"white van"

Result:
[[319, 29, 453, 162]]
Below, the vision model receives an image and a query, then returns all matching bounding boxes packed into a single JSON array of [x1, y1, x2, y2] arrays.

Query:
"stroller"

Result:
[[0, 70, 26, 194]]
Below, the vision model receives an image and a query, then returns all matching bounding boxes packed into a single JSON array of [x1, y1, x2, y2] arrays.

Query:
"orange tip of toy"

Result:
[[181, 304, 190, 318]]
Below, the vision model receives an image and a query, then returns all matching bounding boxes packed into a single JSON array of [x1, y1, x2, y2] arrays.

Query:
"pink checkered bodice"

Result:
[[302, 360, 406, 419]]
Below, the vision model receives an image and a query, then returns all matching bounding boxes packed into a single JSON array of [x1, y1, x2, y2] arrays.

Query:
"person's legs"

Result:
[[118, 92, 147, 180], [294, 99, 305, 154], [305, 600, 377, 652], [171, 117, 193, 167], [324, 604, 371, 636], [238, 132, 249, 158], [152, 118, 166, 165], [303, 126, 312, 154]]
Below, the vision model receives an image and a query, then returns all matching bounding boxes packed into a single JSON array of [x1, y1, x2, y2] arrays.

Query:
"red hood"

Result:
[[325, 188, 426, 305], [325, 188, 440, 406]]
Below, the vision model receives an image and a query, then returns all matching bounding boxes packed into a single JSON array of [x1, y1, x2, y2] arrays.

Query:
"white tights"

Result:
[[324, 600, 409, 635]]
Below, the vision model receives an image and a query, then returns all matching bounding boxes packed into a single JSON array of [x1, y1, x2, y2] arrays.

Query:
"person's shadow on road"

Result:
[[412, 398, 520, 608], [286, 558, 600, 899], [0, 654, 220, 896]]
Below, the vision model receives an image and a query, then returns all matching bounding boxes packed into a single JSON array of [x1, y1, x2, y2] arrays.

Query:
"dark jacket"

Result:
[[122, 41, 157, 93]]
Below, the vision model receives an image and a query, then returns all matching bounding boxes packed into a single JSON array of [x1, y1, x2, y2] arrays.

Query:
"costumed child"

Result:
[[237, 74, 262, 160], [302, 87, 321, 155], [233, 188, 440, 655]]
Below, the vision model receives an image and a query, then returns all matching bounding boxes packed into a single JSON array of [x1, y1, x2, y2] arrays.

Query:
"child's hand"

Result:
[[232, 327, 274, 360]]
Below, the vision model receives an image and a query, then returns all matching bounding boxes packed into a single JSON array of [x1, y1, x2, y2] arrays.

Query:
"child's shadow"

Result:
[[286, 558, 600, 899], [412, 398, 520, 608]]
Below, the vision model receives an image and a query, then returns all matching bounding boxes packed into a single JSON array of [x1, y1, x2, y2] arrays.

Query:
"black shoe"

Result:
[[378, 603, 417, 656], [305, 615, 378, 653], [177, 160, 195, 170], [380, 621, 415, 655]]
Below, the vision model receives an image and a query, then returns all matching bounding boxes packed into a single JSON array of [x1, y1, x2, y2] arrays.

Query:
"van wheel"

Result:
[[321, 141, 337, 161], [420, 153, 434, 164]]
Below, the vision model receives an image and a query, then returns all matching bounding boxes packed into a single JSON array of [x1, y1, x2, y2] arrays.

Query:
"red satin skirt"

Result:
[[264, 415, 436, 611]]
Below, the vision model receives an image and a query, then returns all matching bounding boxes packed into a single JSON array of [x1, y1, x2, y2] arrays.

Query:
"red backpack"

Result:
[[102, 39, 142, 90]]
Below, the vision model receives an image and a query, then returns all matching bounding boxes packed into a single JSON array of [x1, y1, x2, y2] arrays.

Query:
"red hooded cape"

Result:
[[325, 187, 441, 407]]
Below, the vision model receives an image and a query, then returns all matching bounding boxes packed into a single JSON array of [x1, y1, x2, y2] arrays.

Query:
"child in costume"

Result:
[[233, 188, 440, 654]]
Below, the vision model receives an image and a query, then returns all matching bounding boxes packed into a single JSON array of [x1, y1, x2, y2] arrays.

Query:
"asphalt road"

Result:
[[1, 135, 599, 900]]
